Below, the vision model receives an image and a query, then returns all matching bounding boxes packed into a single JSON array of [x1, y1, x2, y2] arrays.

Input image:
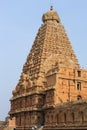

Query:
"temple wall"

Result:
[[44, 101, 87, 130]]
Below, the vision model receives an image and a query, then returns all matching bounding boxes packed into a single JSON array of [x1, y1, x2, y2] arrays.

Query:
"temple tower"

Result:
[[9, 7, 87, 130]]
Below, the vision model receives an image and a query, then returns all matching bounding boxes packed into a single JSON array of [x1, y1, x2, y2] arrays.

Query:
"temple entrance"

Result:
[[37, 112, 45, 126], [36, 112, 45, 129]]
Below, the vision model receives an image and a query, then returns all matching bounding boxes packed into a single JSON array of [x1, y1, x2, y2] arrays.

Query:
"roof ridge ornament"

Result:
[[50, 5, 53, 10], [42, 7, 61, 23]]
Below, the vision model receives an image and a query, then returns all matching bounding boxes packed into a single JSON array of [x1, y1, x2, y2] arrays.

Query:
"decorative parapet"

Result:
[[10, 86, 44, 101], [9, 106, 43, 115]]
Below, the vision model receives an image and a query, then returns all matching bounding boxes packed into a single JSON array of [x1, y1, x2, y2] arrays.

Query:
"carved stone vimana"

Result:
[[9, 7, 87, 130]]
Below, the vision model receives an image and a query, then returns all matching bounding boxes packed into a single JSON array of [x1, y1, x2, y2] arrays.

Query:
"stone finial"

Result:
[[42, 8, 60, 23]]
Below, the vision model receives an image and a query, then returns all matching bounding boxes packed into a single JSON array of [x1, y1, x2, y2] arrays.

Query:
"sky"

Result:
[[0, 0, 87, 121]]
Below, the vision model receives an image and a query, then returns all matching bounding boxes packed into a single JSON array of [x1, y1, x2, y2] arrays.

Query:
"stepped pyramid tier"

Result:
[[9, 7, 87, 130]]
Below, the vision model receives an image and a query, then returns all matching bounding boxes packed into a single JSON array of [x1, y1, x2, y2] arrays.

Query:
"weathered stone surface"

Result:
[[0, 117, 16, 130], [9, 7, 87, 130]]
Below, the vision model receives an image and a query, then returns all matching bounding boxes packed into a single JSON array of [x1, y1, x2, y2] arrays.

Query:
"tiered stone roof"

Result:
[[12, 6, 79, 99]]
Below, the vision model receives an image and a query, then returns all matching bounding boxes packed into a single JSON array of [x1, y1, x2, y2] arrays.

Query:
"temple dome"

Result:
[[42, 6, 60, 23]]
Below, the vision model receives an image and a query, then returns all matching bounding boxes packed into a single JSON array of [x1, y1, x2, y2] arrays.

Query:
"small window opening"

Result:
[[77, 82, 81, 90], [78, 71, 81, 77]]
